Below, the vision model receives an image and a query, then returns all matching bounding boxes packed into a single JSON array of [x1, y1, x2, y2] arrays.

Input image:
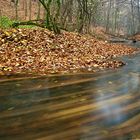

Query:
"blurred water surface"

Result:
[[0, 42, 140, 140]]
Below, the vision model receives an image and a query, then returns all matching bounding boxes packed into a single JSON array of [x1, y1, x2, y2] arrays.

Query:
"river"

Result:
[[0, 41, 140, 140]]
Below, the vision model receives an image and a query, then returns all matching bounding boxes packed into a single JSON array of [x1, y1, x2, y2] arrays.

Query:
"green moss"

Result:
[[0, 16, 36, 29], [0, 16, 14, 28]]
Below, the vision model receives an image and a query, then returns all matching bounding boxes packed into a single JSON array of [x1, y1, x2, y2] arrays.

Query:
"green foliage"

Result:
[[0, 16, 36, 29], [0, 16, 14, 28]]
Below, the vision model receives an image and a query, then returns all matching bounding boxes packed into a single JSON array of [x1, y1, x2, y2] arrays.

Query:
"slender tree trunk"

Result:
[[37, 1, 41, 20], [77, 0, 89, 33], [68, 0, 73, 23], [14, 0, 19, 20], [39, 0, 60, 34], [114, 0, 118, 34], [131, 0, 135, 34], [24, 0, 28, 20], [106, 0, 111, 32], [29, 0, 32, 20], [22, 0, 24, 10], [137, 0, 140, 31]]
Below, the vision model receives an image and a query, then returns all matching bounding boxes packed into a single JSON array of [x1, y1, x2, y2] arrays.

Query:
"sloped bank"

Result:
[[0, 28, 139, 75]]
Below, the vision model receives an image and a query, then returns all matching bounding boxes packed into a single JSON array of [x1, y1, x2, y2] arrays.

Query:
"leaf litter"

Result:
[[0, 28, 139, 75]]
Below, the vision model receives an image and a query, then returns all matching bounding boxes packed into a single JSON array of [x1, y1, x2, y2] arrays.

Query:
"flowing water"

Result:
[[0, 41, 140, 140]]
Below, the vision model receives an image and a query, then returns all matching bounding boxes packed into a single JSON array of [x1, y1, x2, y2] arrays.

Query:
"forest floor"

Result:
[[130, 33, 140, 41], [0, 28, 139, 75]]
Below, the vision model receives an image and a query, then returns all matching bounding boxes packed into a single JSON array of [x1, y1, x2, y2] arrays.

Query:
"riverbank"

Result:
[[130, 34, 140, 41], [0, 28, 139, 75]]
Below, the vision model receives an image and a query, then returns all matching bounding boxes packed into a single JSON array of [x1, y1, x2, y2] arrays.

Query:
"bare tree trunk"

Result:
[[137, 0, 140, 31], [68, 0, 73, 23], [77, 0, 89, 33], [131, 0, 135, 34], [24, 0, 28, 20], [15, 0, 19, 20], [106, 0, 111, 32], [22, 0, 25, 10], [37, 1, 41, 20], [114, 0, 118, 34], [29, 0, 32, 20]]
